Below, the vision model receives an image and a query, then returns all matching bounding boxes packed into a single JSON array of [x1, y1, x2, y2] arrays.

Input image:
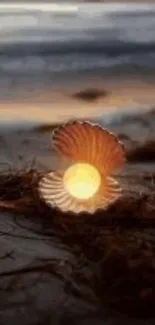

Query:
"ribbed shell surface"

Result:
[[52, 121, 125, 176], [39, 171, 121, 214]]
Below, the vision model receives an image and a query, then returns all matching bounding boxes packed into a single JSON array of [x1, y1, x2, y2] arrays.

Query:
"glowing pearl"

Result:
[[63, 163, 101, 200]]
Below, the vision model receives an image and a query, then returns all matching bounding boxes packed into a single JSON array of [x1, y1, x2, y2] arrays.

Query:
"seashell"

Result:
[[39, 171, 122, 214], [52, 121, 125, 175], [38, 121, 126, 214]]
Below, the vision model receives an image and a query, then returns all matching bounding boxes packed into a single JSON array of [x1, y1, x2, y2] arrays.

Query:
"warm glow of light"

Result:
[[63, 163, 101, 200]]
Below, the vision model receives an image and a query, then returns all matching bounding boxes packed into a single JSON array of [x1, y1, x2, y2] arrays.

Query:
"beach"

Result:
[[0, 3, 155, 325], [0, 107, 155, 325]]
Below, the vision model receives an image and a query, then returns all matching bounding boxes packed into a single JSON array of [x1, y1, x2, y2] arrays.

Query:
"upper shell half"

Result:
[[52, 121, 125, 175]]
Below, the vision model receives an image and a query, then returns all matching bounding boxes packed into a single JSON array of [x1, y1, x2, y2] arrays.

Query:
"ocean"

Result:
[[0, 3, 155, 124], [0, 3, 155, 74]]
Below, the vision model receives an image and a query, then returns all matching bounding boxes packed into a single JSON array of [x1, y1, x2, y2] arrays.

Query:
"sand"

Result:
[[0, 103, 155, 325]]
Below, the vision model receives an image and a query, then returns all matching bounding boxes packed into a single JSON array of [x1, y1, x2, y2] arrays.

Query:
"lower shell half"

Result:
[[38, 171, 121, 214]]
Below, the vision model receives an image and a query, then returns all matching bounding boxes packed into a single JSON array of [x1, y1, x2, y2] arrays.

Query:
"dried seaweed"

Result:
[[0, 170, 155, 317], [128, 140, 155, 162]]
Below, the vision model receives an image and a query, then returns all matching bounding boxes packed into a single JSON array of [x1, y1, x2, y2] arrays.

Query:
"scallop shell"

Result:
[[38, 121, 125, 214], [52, 121, 125, 175], [39, 171, 121, 214]]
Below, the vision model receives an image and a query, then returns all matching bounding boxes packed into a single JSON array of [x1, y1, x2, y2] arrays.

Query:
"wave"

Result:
[[1, 39, 155, 57], [0, 3, 155, 74], [0, 46, 154, 75]]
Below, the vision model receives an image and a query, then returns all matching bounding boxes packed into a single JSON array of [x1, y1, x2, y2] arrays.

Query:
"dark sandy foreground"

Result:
[[1, 109, 155, 325]]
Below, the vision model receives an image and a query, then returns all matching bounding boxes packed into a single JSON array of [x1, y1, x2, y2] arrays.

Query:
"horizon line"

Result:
[[0, 2, 154, 11]]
